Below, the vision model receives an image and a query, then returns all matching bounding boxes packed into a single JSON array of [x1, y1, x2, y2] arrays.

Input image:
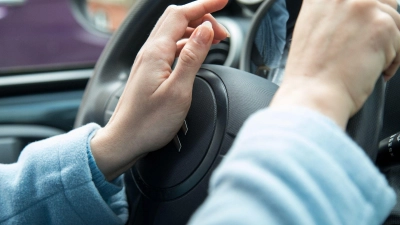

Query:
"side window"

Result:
[[0, 0, 134, 74]]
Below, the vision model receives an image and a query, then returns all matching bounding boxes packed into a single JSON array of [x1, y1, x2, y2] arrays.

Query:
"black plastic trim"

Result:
[[0, 125, 64, 139], [0, 70, 91, 97]]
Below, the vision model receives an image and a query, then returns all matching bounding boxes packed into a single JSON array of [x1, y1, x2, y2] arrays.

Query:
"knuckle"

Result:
[[139, 47, 158, 61], [348, 0, 374, 11], [179, 47, 199, 67], [388, 48, 397, 63], [166, 5, 181, 15], [139, 40, 171, 62], [166, 5, 187, 22], [373, 15, 395, 38], [374, 14, 392, 28]]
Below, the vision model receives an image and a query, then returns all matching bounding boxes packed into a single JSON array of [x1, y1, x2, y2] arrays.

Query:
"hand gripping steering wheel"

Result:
[[74, 0, 385, 224]]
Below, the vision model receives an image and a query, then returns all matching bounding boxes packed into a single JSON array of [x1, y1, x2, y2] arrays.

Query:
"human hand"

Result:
[[90, 0, 229, 181], [271, 0, 400, 129]]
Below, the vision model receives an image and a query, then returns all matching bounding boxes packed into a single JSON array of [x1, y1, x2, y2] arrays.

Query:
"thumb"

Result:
[[170, 21, 214, 87]]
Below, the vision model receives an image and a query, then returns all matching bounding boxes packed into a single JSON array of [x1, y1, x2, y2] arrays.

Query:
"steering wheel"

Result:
[[74, 0, 385, 224]]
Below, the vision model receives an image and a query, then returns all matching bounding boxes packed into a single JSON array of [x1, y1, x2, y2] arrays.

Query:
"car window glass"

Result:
[[0, 0, 134, 74]]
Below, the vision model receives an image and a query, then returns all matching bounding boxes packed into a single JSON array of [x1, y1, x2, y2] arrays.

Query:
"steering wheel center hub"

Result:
[[134, 77, 218, 193], [132, 71, 230, 201]]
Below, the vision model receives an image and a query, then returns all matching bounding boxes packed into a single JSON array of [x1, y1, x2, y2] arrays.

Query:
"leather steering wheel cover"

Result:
[[240, 0, 385, 161]]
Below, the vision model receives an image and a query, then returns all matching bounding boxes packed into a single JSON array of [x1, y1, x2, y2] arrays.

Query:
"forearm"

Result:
[[270, 79, 353, 130], [190, 108, 395, 225], [0, 124, 127, 224]]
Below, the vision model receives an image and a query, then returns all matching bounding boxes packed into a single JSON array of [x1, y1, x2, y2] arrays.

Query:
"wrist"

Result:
[[270, 79, 354, 130], [90, 126, 143, 181]]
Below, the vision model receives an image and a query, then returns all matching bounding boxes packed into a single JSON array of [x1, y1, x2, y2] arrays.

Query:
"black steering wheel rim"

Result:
[[74, 0, 386, 224]]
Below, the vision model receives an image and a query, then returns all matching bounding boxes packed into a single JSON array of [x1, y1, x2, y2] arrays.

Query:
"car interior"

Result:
[[2, 0, 400, 224]]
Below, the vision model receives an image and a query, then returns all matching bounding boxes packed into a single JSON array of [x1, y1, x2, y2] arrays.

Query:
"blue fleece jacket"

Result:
[[189, 108, 395, 225], [0, 107, 395, 225], [0, 124, 128, 225]]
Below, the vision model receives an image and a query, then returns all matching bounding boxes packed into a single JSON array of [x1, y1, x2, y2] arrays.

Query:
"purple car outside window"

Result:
[[0, 0, 109, 74]]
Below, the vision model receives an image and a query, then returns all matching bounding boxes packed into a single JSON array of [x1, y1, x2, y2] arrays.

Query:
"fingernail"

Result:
[[193, 21, 213, 45], [203, 21, 212, 29], [219, 23, 230, 38]]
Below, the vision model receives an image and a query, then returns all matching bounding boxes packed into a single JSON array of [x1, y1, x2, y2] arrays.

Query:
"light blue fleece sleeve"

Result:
[[0, 123, 128, 225], [189, 107, 396, 225]]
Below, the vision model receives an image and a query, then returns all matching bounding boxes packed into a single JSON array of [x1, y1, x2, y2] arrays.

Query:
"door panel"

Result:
[[0, 69, 92, 162]]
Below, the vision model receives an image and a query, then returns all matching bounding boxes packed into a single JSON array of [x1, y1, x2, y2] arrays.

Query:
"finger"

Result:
[[183, 26, 226, 43], [383, 54, 400, 80], [379, 2, 400, 30], [181, 0, 229, 21], [148, 5, 174, 39], [383, 26, 400, 80], [212, 39, 221, 44], [176, 38, 221, 58], [150, 0, 228, 40], [379, 0, 397, 10], [188, 14, 230, 40], [383, 41, 400, 80], [378, 1, 400, 79], [155, 0, 228, 42], [182, 27, 196, 39], [176, 39, 189, 58], [170, 21, 214, 88]]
